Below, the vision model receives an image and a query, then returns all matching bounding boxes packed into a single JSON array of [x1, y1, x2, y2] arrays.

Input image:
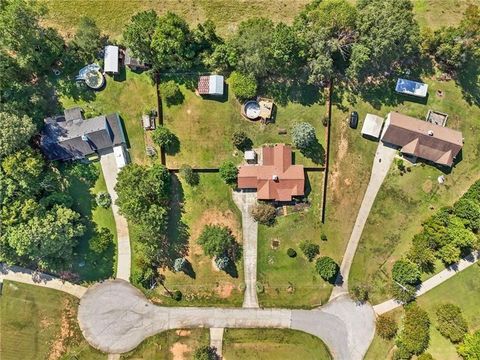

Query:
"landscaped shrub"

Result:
[[179, 164, 199, 186], [407, 234, 436, 273], [193, 345, 218, 360], [152, 126, 180, 155], [299, 240, 320, 262], [172, 290, 182, 301], [321, 233, 328, 241], [219, 161, 238, 186], [417, 353, 435, 360], [437, 242, 461, 264], [454, 198, 480, 231], [89, 227, 113, 254], [392, 259, 421, 286], [396, 304, 430, 356], [229, 71, 257, 100], [251, 203, 276, 226], [231, 130, 252, 151], [351, 283, 369, 303], [198, 225, 240, 260], [287, 248, 297, 258], [159, 80, 183, 105], [291, 122, 316, 150], [173, 257, 187, 272], [95, 191, 111, 208], [315, 256, 338, 282], [392, 346, 412, 360], [376, 314, 398, 339], [457, 330, 480, 360], [435, 304, 468, 343], [132, 266, 156, 289], [256, 281, 264, 294]]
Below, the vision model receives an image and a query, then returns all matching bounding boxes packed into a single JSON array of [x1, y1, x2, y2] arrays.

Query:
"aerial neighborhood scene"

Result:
[[1, 0, 480, 359]]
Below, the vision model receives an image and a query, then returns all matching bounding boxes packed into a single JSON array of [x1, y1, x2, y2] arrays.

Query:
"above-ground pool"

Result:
[[76, 64, 105, 90], [243, 100, 261, 120]]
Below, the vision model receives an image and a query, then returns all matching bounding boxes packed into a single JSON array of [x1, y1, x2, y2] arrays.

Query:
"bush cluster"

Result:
[[198, 225, 241, 272], [229, 71, 257, 100], [287, 248, 297, 258], [95, 191, 111, 208], [179, 164, 199, 186], [376, 314, 398, 339], [435, 304, 468, 343], [299, 240, 320, 262], [219, 161, 238, 186], [315, 256, 338, 282], [251, 203, 276, 226], [396, 304, 430, 357]]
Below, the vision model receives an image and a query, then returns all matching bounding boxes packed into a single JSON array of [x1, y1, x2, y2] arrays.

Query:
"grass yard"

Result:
[[65, 162, 118, 282], [365, 264, 480, 359], [60, 68, 157, 164], [121, 329, 209, 360], [348, 76, 480, 304], [0, 281, 103, 360], [223, 329, 332, 360], [145, 173, 244, 306], [257, 173, 334, 308], [42, 0, 309, 39], [163, 75, 326, 168], [413, 0, 476, 29]]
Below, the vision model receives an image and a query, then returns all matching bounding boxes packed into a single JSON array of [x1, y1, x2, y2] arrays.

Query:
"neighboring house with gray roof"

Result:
[[40, 108, 127, 161]]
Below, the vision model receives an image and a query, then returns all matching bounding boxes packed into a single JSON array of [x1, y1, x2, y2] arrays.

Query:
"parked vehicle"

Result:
[[349, 111, 359, 128]]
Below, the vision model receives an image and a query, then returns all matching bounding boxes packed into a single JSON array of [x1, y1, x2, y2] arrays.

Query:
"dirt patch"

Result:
[[191, 209, 241, 256], [271, 239, 280, 249], [215, 282, 235, 298], [175, 329, 191, 337], [329, 120, 349, 197], [170, 342, 190, 360], [48, 298, 76, 360], [422, 179, 433, 193]]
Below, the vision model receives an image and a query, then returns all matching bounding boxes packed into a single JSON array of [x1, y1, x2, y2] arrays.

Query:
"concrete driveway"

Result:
[[100, 151, 131, 282], [78, 279, 375, 359], [330, 140, 397, 300], [232, 190, 259, 308]]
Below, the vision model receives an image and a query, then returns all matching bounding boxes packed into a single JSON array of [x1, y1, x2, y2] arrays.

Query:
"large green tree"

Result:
[[72, 16, 102, 62], [123, 10, 158, 64], [347, 0, 420, 81], [458, 330, 480, 359], [0, 112, 37, 158]]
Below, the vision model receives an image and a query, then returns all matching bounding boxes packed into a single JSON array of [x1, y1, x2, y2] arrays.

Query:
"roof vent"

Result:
[[427, 130, 434, 136], [81, 134, 89, 142], [272, 175, 279, 181]]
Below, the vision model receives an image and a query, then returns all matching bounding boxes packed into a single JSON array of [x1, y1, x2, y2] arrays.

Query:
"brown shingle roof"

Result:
[[237, 144, 305, 201], [197, 76, 210, 94], [381, 112, 463, 167]]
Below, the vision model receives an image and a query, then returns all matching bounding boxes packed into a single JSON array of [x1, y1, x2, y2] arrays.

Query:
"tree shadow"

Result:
[[456, 53, 480, 106], [182, 260, 196, 279], [166, 174, 190, 268], [164, 133, 181, 155], [261, 78, 322, 107], [300, 139, 325, 165], [164, 89, 185, 106]]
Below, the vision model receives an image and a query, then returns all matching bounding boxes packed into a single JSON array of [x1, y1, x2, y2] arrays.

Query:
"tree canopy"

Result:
[[0, 112, 36, 158], [123, 10, 158, 64], [72, 16, 102, 62]]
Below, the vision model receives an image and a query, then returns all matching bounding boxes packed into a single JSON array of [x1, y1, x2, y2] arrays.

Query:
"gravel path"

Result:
[[100, 151, 131, 282], [78, 279, 375, 359], [373, 250, 480, 315], [330, 140, 397, 300]]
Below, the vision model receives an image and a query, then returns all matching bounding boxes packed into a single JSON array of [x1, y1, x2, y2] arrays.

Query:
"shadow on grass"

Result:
[[457, 54, 480, 106], [262, 78, 323, 106], [300, 140, 325, 165], [166, 174, 190, 269], [164, 132, 181, 155]]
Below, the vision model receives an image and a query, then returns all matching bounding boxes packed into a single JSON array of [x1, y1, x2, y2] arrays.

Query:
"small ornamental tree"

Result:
[[391, 282, 417, 303], [89, 227, 114, 254], [231, 130, 251, 151], [215, 255, 230, 271], [351, 283, 370, 303], [396, 304, 430, 356], [180, 164, 199, 186], [291, 122, 316, 150], [198, 225, 236, 258], [457, 330, 480, 360], [193, 345, 218, 360], [251, 203, 276, 226], [315, 256, 338, 282], [229, 71, 257, 100], [287, 248, 297, 258], [173, 257, 187, 272], [299, 240, 320, 262], [435, 304, 468, 343], [392, 259, 421, 286], [219, 161, 238, 186], [152, 126, 179, 155], [377, 314, 398, 339], [95, 192, 112, 208]]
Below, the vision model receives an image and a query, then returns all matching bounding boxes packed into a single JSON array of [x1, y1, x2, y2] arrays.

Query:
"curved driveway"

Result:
[[78, 279, 375, 359]]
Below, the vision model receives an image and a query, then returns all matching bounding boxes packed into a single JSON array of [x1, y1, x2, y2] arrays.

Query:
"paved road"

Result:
[[232, 191, 259, 308], [374, 250, 480, 315], [100, 151, 131, 282], [330, 141, 397, 300], [78, 279, 375, 359], [0, 264, 87, 298]]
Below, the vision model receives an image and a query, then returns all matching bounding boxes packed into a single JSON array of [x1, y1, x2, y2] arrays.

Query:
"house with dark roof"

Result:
[[40, 108, 127, 162], [238, 144, 305, 202], [381, 112, 463, 167]]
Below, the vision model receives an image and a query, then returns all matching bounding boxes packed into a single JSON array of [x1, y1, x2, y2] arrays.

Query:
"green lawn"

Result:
[[348, 76, 480, 304], [139, 173, 244, 307], [0, 281, 103, 360], [257, 172, 334, 308], [223, 329, 332, 360], [163, 75, 326, 168], [61, 69, 156, 164], [65, 162, 118, 282], [413, 0, 474, 29], [121, 329, 209, 360]]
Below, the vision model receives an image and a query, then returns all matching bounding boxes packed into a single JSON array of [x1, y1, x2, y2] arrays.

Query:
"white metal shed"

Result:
[[104, 45, 119, 74], [361, 114, 384, 139]]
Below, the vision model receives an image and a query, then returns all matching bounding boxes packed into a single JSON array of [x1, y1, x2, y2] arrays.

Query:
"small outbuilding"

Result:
[[361, 114, 384, 139], [124, 48, 150, 71], [104, 45, 119, 74], [244, 150, 257, 163], [197, 75, 224, 96], [395, 78, 428, 98], [142, 114, 155, 130]]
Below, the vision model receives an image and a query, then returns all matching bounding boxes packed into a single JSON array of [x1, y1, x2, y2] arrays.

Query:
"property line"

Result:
[[321, 79, 333, 224]]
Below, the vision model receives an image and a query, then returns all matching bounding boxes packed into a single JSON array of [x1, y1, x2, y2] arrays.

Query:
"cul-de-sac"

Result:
[[1, 1, 480, 359]]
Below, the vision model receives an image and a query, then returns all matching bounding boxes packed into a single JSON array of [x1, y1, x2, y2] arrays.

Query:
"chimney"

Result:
[[427, 130, 434, 136]]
